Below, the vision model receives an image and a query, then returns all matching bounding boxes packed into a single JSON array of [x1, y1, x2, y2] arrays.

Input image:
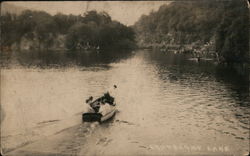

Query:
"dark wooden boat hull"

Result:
[[82, 113, 102, 122]]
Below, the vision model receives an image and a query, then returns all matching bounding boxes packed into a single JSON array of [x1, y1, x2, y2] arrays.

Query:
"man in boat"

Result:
[[98, 85, 117, 116], [102, 85, 117, 106], [102, 92, 115, 106]]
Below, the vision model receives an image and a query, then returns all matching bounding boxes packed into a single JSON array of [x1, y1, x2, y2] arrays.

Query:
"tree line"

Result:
[[133, 0, 249, 64], [1, 10, 136, 51]]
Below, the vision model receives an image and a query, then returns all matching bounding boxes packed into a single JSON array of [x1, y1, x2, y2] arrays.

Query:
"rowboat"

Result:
[[82, 103, 116, 122]]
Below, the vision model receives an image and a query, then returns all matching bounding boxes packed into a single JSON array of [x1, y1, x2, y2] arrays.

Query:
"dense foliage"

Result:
[[134, 0, 249, 64], [1, 10, 136, 51], [215, 0, 249, 64], [65, 11, 136, 50]]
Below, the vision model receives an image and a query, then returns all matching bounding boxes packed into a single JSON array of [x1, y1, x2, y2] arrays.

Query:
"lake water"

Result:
[[1, 49, 249, 155]]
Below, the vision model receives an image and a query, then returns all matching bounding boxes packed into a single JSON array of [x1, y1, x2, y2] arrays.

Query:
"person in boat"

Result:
[[86, 96, 93, 104], [85, 96, 102, 113], [102, 85, 117, 106], [85, 96, 95, 113], [102, 92, 115, 106]]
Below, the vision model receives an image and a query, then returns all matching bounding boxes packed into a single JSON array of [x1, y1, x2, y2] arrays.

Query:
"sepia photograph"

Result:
[[0, 0, 249, 156]]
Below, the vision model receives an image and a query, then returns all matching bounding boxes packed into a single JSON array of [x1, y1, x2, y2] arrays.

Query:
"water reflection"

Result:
[[1, 49, 134, 68], [144, 49, 249, 132]]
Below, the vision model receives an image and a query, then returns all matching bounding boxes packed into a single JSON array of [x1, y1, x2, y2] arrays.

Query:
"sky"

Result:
[[4, 1, 170, 26]]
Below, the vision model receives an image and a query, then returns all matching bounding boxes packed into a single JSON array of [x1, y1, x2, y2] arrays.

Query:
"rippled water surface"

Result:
[[1, 49, 249, 155]]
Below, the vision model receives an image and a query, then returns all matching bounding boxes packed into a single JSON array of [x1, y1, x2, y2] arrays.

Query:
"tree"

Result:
[[215, 0, 249, 64], [82, 10, 111, 25], [66, 11, 135, 50]]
